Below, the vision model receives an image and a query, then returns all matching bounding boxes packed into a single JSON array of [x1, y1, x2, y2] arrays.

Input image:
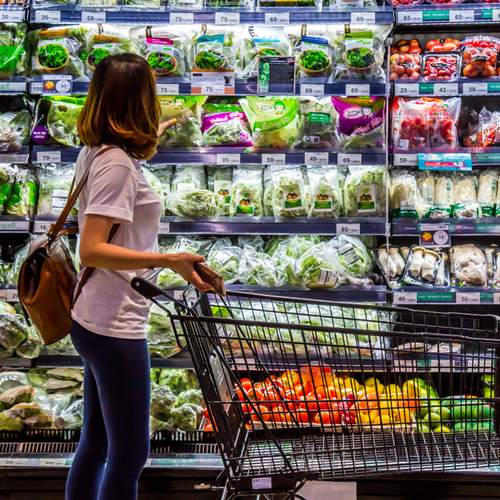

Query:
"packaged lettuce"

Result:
[[193, 27, 241, 71], [0, 24, 28, 79], [207, 238, 243, 284], [296, 242, 342, 288], [5, 169, 37, 218], [238, 245, 282, 287], [239, 96, 299, 150], [268, 165, 307, 218], [165, 189, 224, 217], [15, 326, 42, 360], [0, 314, 28, 350], [201, 102, 251, 147], [241, 26, 291, 80], [147, 303, 180, 359], [344, 165, 386, 217], [44, 96, 85, 148], [332, 97, 385, 151], [170, 0, 202, 11], [329, 235, 373, 279], [37, 164, 77, 217], [208, 166, 232, 215], [124, 0, 163, 10], [142, 166, 163, 200], [229, 167, 263, 217], [297, 97, 339, 149], [306, 165, 340, 218], [0, 110, 31, 152], [158, 96, 205, 148], [172, 165, 206, 191], [0, 164, 16, 215]]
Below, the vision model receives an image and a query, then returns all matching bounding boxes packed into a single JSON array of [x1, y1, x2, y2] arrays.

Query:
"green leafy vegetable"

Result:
[[345, 47, 375, 69], [159, 369, 192, 395], [300, 50, 329, 71], [195, 50, 225, 69], [148, 52, 175, 72], [165, 189, 224, 217], [37, 43, 68, 69], [207, 238, 242, 284], [150, 384, 177, 422], [239, 245, 281, 287]]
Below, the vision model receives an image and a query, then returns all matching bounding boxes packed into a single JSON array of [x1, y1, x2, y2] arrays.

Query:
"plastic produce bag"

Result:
[[0, 164, 16, 215], [390, 170, 420, 218], [451, 245, 487, 287], [193, 27, 241, 72], [344, 165, 386, 217], [165, 189, 224, 217], [0, 411, 23, 431], [158, 96, 205, 148], [297, 97, 340, 149], [307, 165, 340, 218], [0, 385, 34, 408], [429, 172, 454, 218], [6, 243, 29, 287], [150, 383, 177, 422], [201, 101, 251, 147], [0, 302, 16, 315], [15, 326, 42, 359], [170, 404, 200, 433], [0, 110, 31, 151], [55, 399, 83, 429], [32, 0, 76, 8], [0, 24, 28, 79], [0, 314, 28, 350], [0, 371, 30, 391], [239, 96, 300, 150], [461, 36, 500, 78], [172, 165, 206, 191], [158, 369, 193, 395], [229, 167, 263, 217], [207, 238, 243, 284], [428, 97, 461, 151], [332, 97, 385, 151], [124, 0, 163, 10], [330, 235, 373, 279], [238, 245, 281, 287], [453, 172, 479, 218], [5, 169, 37, 218], [37, 164, 77, 217], [268, 165, 307, 218], [147, 303, 181, 359], [296, 242, 342, 288], [477, 169, 498, 217], [44, 97, 85, 148], [208, 166, 232, 215]]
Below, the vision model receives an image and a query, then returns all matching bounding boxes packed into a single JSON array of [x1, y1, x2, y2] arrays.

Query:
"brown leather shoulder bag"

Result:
[[18, 147, 119, 345]]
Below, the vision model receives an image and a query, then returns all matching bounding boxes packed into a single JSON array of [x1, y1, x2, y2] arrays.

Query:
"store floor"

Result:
[[1, 468, 500, 500]]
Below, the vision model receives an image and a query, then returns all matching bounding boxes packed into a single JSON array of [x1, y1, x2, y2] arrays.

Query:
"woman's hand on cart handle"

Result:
[[157, 118, 177, 137], [164, 253, 213, 292]]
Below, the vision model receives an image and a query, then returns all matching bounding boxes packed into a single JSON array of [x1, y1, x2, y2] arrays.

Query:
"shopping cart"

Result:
[[133, 274, 500, 500]]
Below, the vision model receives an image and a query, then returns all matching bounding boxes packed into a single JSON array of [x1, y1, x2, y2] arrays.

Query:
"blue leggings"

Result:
[[66, 321, 151, 500]]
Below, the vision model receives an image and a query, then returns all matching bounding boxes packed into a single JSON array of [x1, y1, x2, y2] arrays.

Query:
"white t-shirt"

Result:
[[71, 145, 163, 340]]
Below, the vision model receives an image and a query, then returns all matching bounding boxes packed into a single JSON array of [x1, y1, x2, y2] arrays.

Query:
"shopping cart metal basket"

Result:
[[133, 275, 500, 500]]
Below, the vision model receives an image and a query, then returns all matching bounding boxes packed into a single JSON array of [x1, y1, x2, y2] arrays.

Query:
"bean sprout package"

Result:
[[192, 27, 241, 72], [297, 96, 339, 149], [477, 168, 499, 217], [157, 96, 206, 147], [403, 245, 444, 287], [332, 97, 385, 151], [328, 25, 390, 81], [239, 96, 300, 150]]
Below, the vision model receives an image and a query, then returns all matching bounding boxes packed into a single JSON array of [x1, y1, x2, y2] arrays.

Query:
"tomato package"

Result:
[[389, 0, 424, 6], [391, 39, 422, 55], [462, 107, 500, 147], [422, 54, 459, 81], [461, 36, 500, 78], [428, 97, 461, 150], [426, 39, 460, 52], [390, 53, 421, 81], [428, 0, 464, 6]]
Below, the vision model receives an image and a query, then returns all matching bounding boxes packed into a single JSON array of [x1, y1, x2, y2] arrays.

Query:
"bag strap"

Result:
[[47, 146, 117, 239]]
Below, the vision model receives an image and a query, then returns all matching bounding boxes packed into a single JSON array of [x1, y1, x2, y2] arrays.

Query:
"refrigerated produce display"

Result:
[[1, 0, 500, 497]]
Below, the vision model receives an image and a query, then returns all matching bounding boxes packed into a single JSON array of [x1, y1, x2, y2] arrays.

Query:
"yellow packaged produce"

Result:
[[383, 384, 402, 396]]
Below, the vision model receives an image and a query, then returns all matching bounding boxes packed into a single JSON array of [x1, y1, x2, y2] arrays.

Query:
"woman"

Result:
[[66, 53, 212, 500]]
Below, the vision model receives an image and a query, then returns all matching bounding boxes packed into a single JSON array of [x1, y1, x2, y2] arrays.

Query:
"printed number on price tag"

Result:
[[169, 13, 194, 24], [397, 11, 422, 23], [456, 293, 480, 304], [394, 154, 417, 166], [300, 84, 324, 96], [346, 84, 370, 96], [39, 459, 67, 467], [156, 84, 179, 95], [202, 82, 225, 95], [449, 10, 474, 22], [393, 292, 417, 305], [350, 11, 375, 23], [217, 154, 240, 165], [159, 222, 170, 234], [337, 154, 361, 165], [37, 151, 61, 163], [0, 11, 23, 22], [7, 290, 18, 302], [395, 83, 419, 96], [433, 83, 458, 95], [264, 13, 289, 24], [31, 82, 43, 94], [215, 12, 239, 24], [493, 9, 500, 20], [262, 154, 285, 165], [304, 152, 328, 165], [81, 11, 106, 22], [35, 10, 61, 22], [336, 223, 360, 235], [463, 82, 488, 95]]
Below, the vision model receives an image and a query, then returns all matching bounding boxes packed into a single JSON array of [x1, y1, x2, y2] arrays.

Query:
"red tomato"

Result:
[[260, 390, 281, 409], [242, 403, 253, 414], [294, 386, 304, 399], [203, 408, 210, 420], [241, 378, 252, 392]]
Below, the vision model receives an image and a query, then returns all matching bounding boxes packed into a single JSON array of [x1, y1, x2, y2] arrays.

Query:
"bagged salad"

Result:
[[0, 108, 31, 152], [4, 168, 37, 218], [238, 245, 281, 287], [239, 96, 300, 150], [307, 165, 341, 218], [207, 238, 242, 284], [201, 100, 251, 147], [330, 235, 373, 285], [208, 166, 232, 215], [172, 165, 206, 191], [164, 190, 224, 217], [229, 166, 263, 217], [297, 96, 339, 149], [192, 27, 241, 72], [344, 165, 386, 217], [296, 242, 342, 288], [37, 164, 77, 217], [158, 96, 205, 148], [0, 24, 28, 79], [266, 165, 307, 218], [0, 164, 16, 216]]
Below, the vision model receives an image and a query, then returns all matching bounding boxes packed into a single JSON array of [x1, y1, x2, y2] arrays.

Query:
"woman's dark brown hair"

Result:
[[77, 53, 161, 160]]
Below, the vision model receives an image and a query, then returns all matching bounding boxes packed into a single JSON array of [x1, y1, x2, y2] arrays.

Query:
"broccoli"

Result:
[[150, 385, 177, 422]]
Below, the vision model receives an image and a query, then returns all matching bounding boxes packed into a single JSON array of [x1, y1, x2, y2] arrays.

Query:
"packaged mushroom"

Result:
[[429, 172, 454, 219], [453, 172, 479, 219], [492, 248, 500, 288], [477, 169, 499, 217], [485, 246, 496, 284], [435, 252, 450, 287], [450, 244, 488, 287], [374, 246, 406, 287], [402, 245, 443, 287]]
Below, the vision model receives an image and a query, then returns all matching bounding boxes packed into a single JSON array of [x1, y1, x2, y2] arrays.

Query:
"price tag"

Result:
[[81, 11, 106, 22], [0, 458, 26, 466], [174, 290, 183, 300], [262, 154, 285, 165], [216, 153, 240, 165], [304, 152, 328, 165], [395, 83, 419, 96], [35, 10, 61, 23], [300, 84, 324, 96], [494, 294, 500, 304], [0, 290, 7, 301], [449, 9, 474, 22], [7, 289, 18, 302], [215, 12, 239, 24], [397, 10, 422, 23], [201, 82, 225, 95], [39, 459, 67, 467], [156, 84, 179, 95], [191, 70, 234, 95], [419, 223, 450, 247], [463, 82, 488, 95], [493, 9, 500, 20], [336, 223, 360, 235], [264, 12, 289, 24], [346, 84, 370, 96], [159, 222, 170, 234], [393, 292, 417, 305], [0, 10, 23, 22], [350, 11, 376, 23], [42, 74, 72, 96], [37, 151, 61, 163], [433, 83, 458, 96], [337, 153, 361, 166], [394, 154, 418, 166], [30, 82, 43, 94], [456, 293, 480, 305], [34, 221, 51, 233], [169, 12, 194, 24]]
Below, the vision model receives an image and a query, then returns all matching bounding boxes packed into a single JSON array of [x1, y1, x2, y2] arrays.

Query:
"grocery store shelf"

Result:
[[392, 218, 500, 236], [0, 78, 29, 95], [393, 352, 494, 373], [0, 146, 30, 164], [29, 4, 394, 24], [159, 216, 387, 236], [0, 217, 30, 234], [394, 78, 500, 97], [392, 287, 500, 306], [392, 148, 500, 167]]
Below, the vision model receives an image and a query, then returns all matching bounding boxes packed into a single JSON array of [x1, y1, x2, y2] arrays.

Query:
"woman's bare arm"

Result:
[[80, 214, 213, 292]]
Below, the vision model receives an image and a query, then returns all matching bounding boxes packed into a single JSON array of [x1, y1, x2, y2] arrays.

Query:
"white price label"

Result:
[[156, 84, 179, 95], [449, 9, 474, 22], [336, 223, 360, 235], [493, 9, 500, 20], [215, 12, 240, 24], [346, 84, 370, 96], [39, 459, 67, 467], [0, 458, 26, 466], [159, 222, 170, 234], [300, 84, 324, 96], [463, 82, 488, 95], [30, 82, 43, 94], [217, 153, 240, 165], [34, 221, 51, 233], [35, 10, 61, 23], [0, 290, 7, 301], [433, 83, 458, 96], [456, 293, 480, 304], [262, 154, 285, 165], [202, 82, 225, 95], [394, 154, 417, 166], [494, 293, 500, 304], [174, 290, 183, 300], [252, 478, 272, 491], [169, 12, 194, 24], [37, 151, 61, 163], [304, 152, 328, 165], [393, 292, 417, 305], [7, 289, 18, 302], [397, 10, 423, 23], [264, 12, 289, 24], [395, 83, 419, 96], [337, 153, 361, 165], [350, 11, 376, 23], [81, 11, 106, 22], [0, 10, 23, 22]]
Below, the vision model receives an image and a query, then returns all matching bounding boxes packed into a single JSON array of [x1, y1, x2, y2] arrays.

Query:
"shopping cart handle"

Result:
[[131, 276, 164, 300]]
